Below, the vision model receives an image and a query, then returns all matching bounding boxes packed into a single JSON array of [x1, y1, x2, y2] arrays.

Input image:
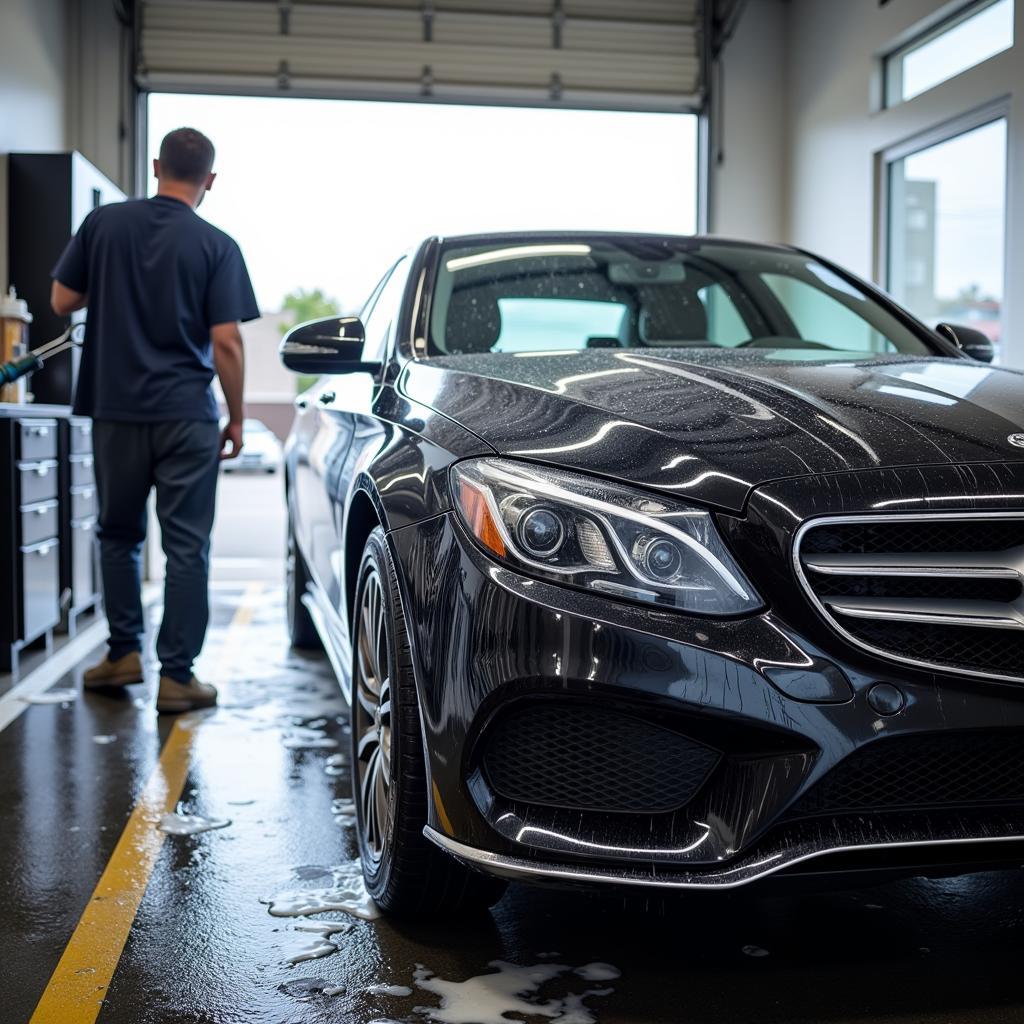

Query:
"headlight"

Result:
[[450, 458, 762, 616]]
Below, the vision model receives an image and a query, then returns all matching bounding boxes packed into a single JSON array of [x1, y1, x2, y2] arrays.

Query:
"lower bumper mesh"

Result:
[[481, 703, 719, 814]]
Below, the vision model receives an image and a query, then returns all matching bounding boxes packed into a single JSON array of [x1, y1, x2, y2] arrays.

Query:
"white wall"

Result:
[[710, 0, 789, 243], [715, 0, 1024, 363], [0, 0, 69, 290]]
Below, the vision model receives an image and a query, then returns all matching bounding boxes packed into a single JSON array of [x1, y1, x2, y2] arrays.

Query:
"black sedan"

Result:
[[280, 231, 1024, 916]]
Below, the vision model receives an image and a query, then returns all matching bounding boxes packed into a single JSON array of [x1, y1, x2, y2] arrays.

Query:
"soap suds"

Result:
[[23, 688, 77, 705], [157, 810, 231, 835]]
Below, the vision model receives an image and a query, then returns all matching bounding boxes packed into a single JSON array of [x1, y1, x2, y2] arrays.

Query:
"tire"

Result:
[[286, 517, 322, 650], [351, 526, 507, 916]]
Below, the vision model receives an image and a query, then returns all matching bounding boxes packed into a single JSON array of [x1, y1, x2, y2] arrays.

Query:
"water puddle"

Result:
[[409, 960, 619, 1024], [23, 688, 77, 705], [157, 809, 232, 835]]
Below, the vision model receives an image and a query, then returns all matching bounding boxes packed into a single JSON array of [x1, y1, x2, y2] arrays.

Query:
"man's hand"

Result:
[[212, 321, 245, 458], [220, 419, 243, 461]]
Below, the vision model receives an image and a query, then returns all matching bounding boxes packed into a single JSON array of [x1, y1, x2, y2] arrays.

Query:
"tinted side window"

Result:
[[697, 284, 751, 347], [362, 257, 410, 363]]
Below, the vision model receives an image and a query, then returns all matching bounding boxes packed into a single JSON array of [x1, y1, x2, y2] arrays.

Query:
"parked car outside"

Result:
[[221, 417, 281, 474], [279, 231, 1024, 917]]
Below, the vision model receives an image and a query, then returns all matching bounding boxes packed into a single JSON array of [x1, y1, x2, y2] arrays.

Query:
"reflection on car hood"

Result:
[[400, 348, 1024, 511]]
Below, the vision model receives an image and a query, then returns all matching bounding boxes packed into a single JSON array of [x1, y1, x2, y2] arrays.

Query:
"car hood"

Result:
[[399, 349, 1024, 512]]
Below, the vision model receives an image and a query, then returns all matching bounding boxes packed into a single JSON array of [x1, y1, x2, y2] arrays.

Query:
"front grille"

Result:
[[795, 513, 1024, 681], [482, 704, 719, 814], [788, 731, 1024, 818]]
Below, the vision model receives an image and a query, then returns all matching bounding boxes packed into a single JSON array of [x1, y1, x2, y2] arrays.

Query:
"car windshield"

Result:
[[429, 238, 935, 359]]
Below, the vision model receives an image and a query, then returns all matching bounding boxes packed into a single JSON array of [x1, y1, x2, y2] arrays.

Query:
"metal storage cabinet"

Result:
[[0, 408, 67, 675], [61, 416, 101, 631]]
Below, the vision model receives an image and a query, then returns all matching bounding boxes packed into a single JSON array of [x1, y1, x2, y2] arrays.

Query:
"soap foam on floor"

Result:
[[264, 862, 380, 921], [23, 688, 77, 705], [157, 810, 232, 835], [410, 960, 619, 1024], [366, 984, 414, 997], [282, 726, 339, 750]]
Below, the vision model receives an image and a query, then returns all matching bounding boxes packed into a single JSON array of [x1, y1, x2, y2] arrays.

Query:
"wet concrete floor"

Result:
[[4, 582, 1024, 1024]]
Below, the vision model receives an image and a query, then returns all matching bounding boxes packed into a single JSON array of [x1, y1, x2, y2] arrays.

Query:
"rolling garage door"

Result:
[[137, 0, 703, 112]]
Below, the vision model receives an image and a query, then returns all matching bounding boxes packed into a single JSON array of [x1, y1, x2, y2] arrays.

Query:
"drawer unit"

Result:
[[70, 484, 97, 521], [17, 419, 58, 461], [70, 517, 97, 608], [1, 407, 72, 674], [21, 539, 60, 642], [19, 460, 59, 505], [21, 500, 59, 548], [70, 453, 94, 489], [69, 418, 93, 454]]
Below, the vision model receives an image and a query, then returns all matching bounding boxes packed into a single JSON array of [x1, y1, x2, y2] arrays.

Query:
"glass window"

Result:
[[697, 285, 751, 347], [763, 275, 894, 354], [887, 118, 1006, 358], [885, 0, 1014, 105], [492, 298, 627, 353], [431, 240, 935, 358], [362, 258, 409, 363]]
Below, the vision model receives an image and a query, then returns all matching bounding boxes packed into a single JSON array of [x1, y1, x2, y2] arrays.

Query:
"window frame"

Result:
[[882, 0, 1014, 109], [877, 100, 1010, 352]]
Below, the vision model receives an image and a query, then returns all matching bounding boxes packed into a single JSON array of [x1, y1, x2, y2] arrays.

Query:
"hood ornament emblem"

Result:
[[1009, 434, 1024, 449]]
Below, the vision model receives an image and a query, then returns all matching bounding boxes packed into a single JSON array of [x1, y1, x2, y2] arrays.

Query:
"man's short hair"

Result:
[[158, 127, 215, 184]]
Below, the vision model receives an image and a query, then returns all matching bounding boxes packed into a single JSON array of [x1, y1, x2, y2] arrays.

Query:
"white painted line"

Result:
[[0, 618, 108, 734]]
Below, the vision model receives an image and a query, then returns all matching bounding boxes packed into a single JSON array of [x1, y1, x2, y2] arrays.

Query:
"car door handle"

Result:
[[319, 391, 336, 405]]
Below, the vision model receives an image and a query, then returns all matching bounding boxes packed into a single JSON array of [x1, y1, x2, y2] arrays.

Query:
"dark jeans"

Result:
[[93, 420, 220, 683]]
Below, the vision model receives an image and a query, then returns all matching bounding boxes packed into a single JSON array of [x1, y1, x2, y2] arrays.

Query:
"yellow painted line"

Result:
[[29, 582, 264, 1024]]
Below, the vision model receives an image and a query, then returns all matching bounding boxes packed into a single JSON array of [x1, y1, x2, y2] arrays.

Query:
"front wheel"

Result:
[[351, 526, 506, 916]]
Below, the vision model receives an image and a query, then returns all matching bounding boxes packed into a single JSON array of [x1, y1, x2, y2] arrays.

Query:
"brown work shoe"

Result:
[[83, 650, 144, 689], [156, 675, 218, 714]]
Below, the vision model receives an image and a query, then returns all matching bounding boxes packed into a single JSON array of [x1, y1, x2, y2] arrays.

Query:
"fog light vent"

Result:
[[482, 703, 719, 814]]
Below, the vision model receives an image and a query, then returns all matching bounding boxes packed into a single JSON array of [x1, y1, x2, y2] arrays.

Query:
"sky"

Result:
[[147, 94, 698, 313]]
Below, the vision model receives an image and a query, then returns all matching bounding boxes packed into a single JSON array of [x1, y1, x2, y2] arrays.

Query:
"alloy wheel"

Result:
[[354, 567, 392, 863]]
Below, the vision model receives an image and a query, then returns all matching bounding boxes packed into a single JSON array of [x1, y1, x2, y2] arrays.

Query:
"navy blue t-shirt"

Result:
[[52, 195, 260, 422]]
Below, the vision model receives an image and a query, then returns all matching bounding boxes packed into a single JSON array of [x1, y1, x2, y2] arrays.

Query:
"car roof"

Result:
[[428, 230, 801, 254]]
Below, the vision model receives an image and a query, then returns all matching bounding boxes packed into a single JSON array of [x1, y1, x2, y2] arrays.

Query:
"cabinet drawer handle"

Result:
[[35, 507, 47, 516], [27, 426, 50, 438], [35, 465, 50, 477], [35, 545, 52, 557]]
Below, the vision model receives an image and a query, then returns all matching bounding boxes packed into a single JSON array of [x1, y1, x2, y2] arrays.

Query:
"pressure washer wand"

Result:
[[0, 325, 82, 386]]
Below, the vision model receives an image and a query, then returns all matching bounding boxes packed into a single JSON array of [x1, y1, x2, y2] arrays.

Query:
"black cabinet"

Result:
[[7, 152, 125, 405], [0, 407, 65, 674]]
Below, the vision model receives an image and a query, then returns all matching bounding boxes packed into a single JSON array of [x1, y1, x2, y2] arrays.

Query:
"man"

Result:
[[51, 127, 259, 713]]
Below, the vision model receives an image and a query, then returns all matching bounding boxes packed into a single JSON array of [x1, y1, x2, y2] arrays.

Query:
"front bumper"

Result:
[[387, 465, 1024, 889]]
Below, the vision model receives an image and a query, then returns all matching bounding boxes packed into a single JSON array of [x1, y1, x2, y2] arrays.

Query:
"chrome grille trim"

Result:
[[793, 512, 1024, 682]]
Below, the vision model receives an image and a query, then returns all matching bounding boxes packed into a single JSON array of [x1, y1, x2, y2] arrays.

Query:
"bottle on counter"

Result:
[[1, 287, 33, 404]]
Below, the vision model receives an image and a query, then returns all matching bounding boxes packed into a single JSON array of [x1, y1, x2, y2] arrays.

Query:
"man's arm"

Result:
[[51, 281, 88, 317], [212, 321, 245, 460]]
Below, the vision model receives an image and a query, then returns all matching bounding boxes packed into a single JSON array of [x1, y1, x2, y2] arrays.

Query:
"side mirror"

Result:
[[279, 316, 379, 375], [936, 322, 996, 364]]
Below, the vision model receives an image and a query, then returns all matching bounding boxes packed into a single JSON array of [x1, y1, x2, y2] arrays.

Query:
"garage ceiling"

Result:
[[137, 0, 703, 112]]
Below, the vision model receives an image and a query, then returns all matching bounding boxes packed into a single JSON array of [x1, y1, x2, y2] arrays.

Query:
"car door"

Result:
[[290, 267, 391, 597], [299, 258, 411, 612]]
